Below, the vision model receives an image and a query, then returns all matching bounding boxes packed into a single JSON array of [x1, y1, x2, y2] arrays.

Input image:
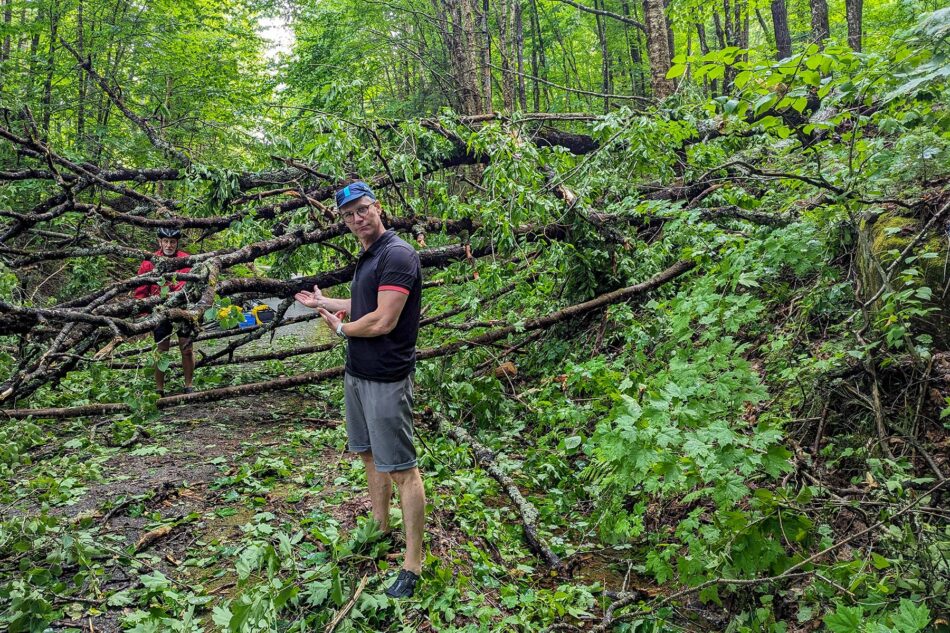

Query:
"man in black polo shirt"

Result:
[[294, 181, 424, 599]]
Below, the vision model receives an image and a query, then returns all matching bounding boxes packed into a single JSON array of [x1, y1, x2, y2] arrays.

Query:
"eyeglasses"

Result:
[[341, 201, 376, 223]]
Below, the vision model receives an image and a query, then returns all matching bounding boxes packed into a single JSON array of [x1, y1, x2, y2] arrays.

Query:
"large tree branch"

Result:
[[1, 260, 695, 417], [550, 0, 646, 31]]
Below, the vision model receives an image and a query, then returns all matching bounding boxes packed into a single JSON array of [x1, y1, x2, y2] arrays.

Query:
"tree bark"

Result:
[[594, 0, 610, 112], [713, 10, 726, 49], [514, 0, 526, 110], [529, 0, 541, 110], [0, 0, 11, 95], [810, 0, 829, 47], [663, 0, 674, 64], [1, 0, 11, 63], [432, 0, 485, 115], [696, 22, 709, 93], [846, 0, 863, 51], [480, 0, 492, 111], [771, 0, 792, 59], [76, 0, 86, 149], [642, 0, 673, 99], [620, 0, 644, 95], [41, 0, 60, 136]]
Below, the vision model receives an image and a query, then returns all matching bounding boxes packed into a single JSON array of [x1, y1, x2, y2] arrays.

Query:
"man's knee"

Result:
[[179, 338, 194, 354], [157, 341, 171, 353], [389, 466, 421, 487]]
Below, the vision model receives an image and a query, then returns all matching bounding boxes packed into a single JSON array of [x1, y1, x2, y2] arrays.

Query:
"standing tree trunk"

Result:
[[663, 0, 674, 66], [480, 0, 492, 112], [1, 0, 11, 63], [771, 0, 792, 59], [642, 0, 673, 99], [498, 0, 515, 110], [76, 0, 86, 149], [620, 0, 644, 95], [0, 0, 12, 94], [432, 0, 485, 115], [696, 22, 710, 94], [810, 0, 829, 47], [594, 0, 610, 112], [712, 10, 726, 48], [41, 0, 60, 136], [633, 0, 647, 95], [722, 0, 735, 90], [16, 2, 26, 54], [846, 0, 862, 51], [514, 0, 526, 110], [27, 30, 40, 101], [754, 8, 771, 45], [529, 0, 541, 110]]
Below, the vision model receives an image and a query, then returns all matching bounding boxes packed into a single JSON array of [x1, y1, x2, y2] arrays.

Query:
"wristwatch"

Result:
[[335, 323, 347, 339]]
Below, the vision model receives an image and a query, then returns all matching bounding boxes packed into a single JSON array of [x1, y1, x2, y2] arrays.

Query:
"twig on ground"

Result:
[[325, 574, 368, 633]]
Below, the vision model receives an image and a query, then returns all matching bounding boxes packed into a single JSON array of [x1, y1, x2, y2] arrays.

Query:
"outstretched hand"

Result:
[[294, 284, 326, 310], [318, 308, 347, 333]]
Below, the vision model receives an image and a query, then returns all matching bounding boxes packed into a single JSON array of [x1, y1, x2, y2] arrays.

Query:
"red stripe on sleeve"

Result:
[[378, 285, 410, 295]]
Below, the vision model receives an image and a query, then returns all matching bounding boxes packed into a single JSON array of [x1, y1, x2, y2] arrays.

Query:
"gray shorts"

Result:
[[344, 372, 416, 473]]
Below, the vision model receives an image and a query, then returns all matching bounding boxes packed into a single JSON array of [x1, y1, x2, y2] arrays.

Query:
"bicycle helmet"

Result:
[[156, 227, 182, 239]]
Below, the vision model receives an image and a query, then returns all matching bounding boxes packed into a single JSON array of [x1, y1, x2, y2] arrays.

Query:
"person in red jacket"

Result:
[[134, 227, 195, 396]]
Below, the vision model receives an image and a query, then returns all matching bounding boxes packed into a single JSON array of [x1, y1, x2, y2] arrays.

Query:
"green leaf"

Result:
[[564, 435, 583, 450], [870, 552, 891, 569], [753, 93, 777, 117], [734, 70, 752, 88], [891, 599, 929, 633], [139, 570, 171, 591], [274, 582, 299, 610], [211, 604, 232, 627], [824, 605, 864, 633], [330, 566, 345, 606], [107, 589, 135, 607], [666, 64, 687, 79]]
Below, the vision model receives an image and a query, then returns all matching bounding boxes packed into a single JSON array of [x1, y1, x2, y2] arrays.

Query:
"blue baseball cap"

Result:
[[335, 181, 376, 209]]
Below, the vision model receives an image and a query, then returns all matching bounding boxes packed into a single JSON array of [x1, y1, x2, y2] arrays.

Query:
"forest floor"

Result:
[[4, 388, 639, 631]]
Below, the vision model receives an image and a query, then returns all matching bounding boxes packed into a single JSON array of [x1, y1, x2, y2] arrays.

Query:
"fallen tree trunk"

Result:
[[431, 410, 562, 569], [0, 260, 694, 419]]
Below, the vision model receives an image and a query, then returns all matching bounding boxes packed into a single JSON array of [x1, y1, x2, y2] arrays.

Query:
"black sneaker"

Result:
[[385, 569, 420, 599]]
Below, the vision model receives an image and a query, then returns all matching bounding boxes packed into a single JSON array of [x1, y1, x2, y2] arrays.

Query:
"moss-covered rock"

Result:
[[857, 210, 950, 348]]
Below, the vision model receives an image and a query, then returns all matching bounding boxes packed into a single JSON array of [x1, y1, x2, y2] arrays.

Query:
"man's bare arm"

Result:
[[321, 290, 408, 337]]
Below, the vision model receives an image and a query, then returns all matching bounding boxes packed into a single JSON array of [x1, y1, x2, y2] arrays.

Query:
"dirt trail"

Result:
[[3, 392, 357, 631]]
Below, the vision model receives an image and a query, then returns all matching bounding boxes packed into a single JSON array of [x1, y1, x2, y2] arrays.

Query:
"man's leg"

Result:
[[178, 336, 194, 390], [345, 375, 391, 527], [359, 451, 393, 532], [389, 467, 425, 574], [155, 339, 170, 394]]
